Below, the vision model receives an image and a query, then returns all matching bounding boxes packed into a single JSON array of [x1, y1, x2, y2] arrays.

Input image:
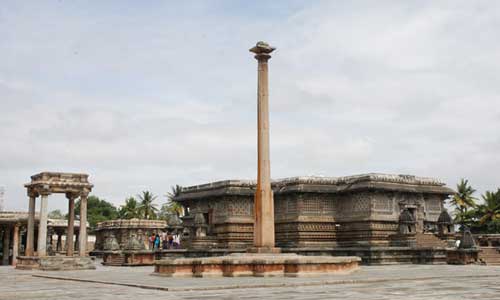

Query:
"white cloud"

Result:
[[1, 1, 499, 212]]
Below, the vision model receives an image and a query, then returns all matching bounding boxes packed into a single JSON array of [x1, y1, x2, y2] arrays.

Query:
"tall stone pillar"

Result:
[[11, 223, 19, 266], [66, 194, 75, 256], [78, 193, 88, 256], [2, 226, 11, 265], [249, 41, 278, 252], [37, 193, 49, 256], [26, 194, 36, 256]]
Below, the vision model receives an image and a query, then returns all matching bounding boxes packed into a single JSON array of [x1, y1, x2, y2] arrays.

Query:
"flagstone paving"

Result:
[[1, 262, 499, 300]]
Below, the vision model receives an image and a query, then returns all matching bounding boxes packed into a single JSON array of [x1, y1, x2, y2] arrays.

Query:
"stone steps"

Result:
[[103, 254, 126, 266], [479, 247, 500, 265], [415, 233, 448, 248]]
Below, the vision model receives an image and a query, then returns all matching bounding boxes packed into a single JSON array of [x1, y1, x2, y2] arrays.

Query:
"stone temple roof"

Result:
[[175, 173, 455, 201], [437, 210, 453, 224], [0, 211, 33, 223], [24, 171, 93, 196]]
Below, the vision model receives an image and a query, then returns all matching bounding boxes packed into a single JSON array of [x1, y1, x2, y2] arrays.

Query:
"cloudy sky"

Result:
[[1, 1, 499, 212]]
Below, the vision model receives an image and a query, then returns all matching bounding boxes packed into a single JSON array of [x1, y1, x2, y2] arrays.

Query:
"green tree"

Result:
[[451, 179, 477, 230], [48, 209, 64, 219], [475, 189, 500, 233], [75, 195, 119, 229], [164, 185, 184, 217], [137, 191, 158, 220], [118, 197, 140, 219]]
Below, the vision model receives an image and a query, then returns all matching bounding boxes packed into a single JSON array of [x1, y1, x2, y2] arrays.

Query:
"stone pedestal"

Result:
[[154, 253, 360, 277], [16, 255, 95, 270], [101, 250, 157, 266]]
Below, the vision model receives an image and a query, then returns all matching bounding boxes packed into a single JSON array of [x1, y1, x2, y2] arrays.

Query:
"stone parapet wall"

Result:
[[95, 219, 167, 231], [93, 219, 168, 252], [177, 174, 453, 199]]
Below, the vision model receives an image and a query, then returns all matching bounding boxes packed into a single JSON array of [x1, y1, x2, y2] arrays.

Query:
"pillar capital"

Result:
[[65, 192, 79, 200], [27, 188, 38, 198], [81, 188, 90, 199], [38, 186, 51, 196], [249, 41, 275, 61]]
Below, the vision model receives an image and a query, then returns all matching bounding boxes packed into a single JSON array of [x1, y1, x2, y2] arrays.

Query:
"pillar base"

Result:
[[247, 247, 281, 254], [16, 256, 96, 271]]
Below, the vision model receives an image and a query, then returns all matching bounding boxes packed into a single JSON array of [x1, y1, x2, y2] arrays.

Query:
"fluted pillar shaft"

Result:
[[2, 226, 10, 265], [66, 196, 75, 256], [78, 193, 88, 256], [12, 224, 19, 266], [26, 195, 36, 256], [37, 194, 49, 256]]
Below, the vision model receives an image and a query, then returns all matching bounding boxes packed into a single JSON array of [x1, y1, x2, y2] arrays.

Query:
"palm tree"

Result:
[[167, 185, 183, 200], [165, 185, 184, 217], [477, 189, 500, 231], [451, 179, 477, 229], [138, 191, 158, 220], [119, 197, 140, 219]]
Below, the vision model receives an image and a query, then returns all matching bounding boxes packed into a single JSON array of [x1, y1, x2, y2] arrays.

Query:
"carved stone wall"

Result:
[[275, 193, 336, 248], [93, 219, 167, 251], [175, 174, 454, 250]]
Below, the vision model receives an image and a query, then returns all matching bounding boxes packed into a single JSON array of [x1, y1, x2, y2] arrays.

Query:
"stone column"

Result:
[[66, 194, 75, 256], [75, 232, 79, 251], [26, 194, 36, 256], [79, 193, 88, 256], [11, 223, 19, 266], [37, 193, 49, 256], [56, 231, 62, 252], [249, 41, 277, 252], [2, 226, 11, 265]]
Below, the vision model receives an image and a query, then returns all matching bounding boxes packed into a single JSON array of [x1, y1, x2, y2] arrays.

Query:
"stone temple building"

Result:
[[0, 211, 89, 266], [175, 173, 456, 264]]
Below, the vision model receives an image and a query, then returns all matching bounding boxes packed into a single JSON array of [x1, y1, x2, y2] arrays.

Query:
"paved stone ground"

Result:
[[1, 262, 500, 300]]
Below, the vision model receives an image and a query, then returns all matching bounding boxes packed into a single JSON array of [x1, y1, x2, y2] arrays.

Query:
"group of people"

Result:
[[149, 232, 181, 250]]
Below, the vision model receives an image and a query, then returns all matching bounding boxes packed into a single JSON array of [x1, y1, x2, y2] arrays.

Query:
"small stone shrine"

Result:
[[92, 219, 169, 266]]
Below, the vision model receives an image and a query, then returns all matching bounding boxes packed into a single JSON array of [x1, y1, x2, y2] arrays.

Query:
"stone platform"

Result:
[[100, 250, 156, 266], [153, 253, 360, 277], [16, 256, 96, 270], [446, 249, 480, 265], [283, 247, 449, 265]]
